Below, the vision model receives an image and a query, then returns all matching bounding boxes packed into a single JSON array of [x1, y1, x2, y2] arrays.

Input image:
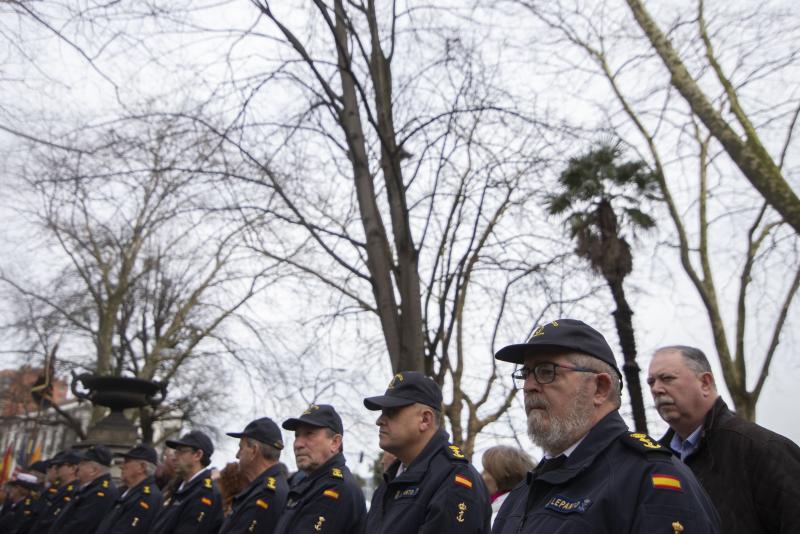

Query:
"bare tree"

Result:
[[156, 1, 592, 454], [516, 0, 800, 420], [1, 113, 274, 441], [623, 0, 800, 234]]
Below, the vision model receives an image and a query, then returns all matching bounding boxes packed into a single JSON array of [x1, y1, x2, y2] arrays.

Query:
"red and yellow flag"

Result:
[[0, 445, 14, 484]]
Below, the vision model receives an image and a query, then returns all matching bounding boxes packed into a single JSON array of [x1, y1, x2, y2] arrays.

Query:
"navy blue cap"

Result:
[[50, 450, 82, 466], [114, 444, 158, 465], [282, 404, 343, 435], [363, 371, 443, 411], [227, 417, 284, 450], [165, 430, 214, 459], [28, 460, 49, 474], [76, 444, 113, 467], [494, 319, 621, 378]]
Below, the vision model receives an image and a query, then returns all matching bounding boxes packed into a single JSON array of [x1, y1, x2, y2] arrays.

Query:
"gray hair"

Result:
[[656, 345, 712, 375], [567, 353, 622, 409], [143, 461, 157, 477], [244, 437, 281, 462]]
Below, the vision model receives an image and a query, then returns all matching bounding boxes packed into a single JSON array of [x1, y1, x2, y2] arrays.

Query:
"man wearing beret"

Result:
[[219, 417, 289, 534], [95, 444, 163, 533], [273, 404, 366, 534], [151, 430, 223, 534], [47, 444, 120, 534], [491, 319, 720, 533], [364, 371, 491, 534], [29, 451, 81, 534], [0, 473, 42, 533]]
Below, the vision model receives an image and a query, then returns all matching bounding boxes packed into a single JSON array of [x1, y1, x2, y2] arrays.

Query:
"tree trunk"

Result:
[[607, 278, 648, 433], [624, 0, 800, 235], [139, 407, 154, 445]]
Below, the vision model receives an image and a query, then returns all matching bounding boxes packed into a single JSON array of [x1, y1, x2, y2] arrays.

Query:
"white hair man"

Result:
[[95, 444, 164, 533], [649, 345, 800, 534], [491, 319, 720, 534]]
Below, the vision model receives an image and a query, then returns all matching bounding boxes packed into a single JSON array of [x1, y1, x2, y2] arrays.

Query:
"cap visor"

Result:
[[226, 431, 246, 439], [363, 395, 416, 411], [164, 439, 189, 449], [282, 417, 327, 431]]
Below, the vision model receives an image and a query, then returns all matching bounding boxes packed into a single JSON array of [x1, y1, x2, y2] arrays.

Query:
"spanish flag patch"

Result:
[[201, 497, 213, 506], [652, 474, 682, 492], [454, 474, 473, 489], [323, 489, 340, 500], [139, 501, 150, 510], [256, 499, 269, 509]]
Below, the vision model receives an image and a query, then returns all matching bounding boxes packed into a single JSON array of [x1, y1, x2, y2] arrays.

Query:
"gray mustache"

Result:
[[525, 395, 550, 411], [654, 395, 675, 408]]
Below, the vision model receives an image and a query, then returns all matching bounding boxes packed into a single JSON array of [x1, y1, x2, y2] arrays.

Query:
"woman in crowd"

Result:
[[482, 445, 535, 525]]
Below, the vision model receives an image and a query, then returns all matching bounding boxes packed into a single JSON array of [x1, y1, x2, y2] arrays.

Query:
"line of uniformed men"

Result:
[[0, 370, 491, 534]]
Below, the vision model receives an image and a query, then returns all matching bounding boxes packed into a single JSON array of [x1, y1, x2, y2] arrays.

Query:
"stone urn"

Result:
[[71, 373, 167, 448]]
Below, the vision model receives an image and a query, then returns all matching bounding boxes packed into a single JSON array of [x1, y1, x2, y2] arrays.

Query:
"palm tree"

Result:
[[547, 142, 660, 433]]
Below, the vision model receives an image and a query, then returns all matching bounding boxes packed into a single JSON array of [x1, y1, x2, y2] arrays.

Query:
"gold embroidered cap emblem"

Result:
[[387, 373, 404, 390]]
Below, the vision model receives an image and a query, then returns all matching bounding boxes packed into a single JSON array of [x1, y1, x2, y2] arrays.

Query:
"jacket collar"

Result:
[[385, 428, 450, 485], [120, 476, 156, 502], [79, 473, 113, 495], [234, 463, 283, 503], [659, 396, 733, 447], [528, 410, 628, 486], [176, 468, 213, 496], [291, 452, 345, 495]]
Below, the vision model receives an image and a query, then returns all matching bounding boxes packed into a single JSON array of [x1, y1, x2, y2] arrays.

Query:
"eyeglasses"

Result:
[[511, 362, 600, 389]]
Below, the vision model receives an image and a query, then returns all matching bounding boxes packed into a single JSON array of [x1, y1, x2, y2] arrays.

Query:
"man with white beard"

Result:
[[491, 319, 720, 534]]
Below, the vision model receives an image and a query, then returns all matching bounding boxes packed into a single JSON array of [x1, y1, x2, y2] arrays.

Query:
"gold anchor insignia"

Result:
[[672, 521, 684, 533], [314, 516, 326, 531], [631, 433, 662, 449], [387, 373, 404, 389], [529, 321, 559, 340], [449, 445, 465, 459], [456, 502, 467, 523], [266, 477, 277, 490], [303, 404, 320, 415]]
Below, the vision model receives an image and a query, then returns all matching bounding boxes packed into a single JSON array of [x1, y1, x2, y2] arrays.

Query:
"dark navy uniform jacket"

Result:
[[491, 411, 721, 534], [0, 494, 44, 534], [273, 452, 366, 534], [218, 464, 288, 534], [29, 480, 78, 534], [150, 468, 223, 534], [0, 497, 24, 533], [366, 429, 491, 534], [94, 476, 163, 534], [46, 474, 119, 534]]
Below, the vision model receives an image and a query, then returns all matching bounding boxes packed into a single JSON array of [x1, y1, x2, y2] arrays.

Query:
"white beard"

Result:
[[526, 382, 594, 456]]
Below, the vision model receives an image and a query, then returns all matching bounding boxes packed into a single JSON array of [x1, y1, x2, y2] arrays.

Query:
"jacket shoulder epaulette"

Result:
[[443, 444, 468, 463], [620, 432, 673, 458], [330, 467, 345, 480]]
